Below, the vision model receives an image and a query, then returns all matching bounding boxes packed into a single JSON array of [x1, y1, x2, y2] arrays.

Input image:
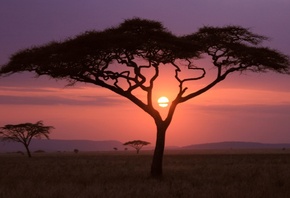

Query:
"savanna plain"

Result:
[[1, 149, 290, 198]]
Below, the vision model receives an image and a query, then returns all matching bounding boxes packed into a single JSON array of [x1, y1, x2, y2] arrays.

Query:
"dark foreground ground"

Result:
[[1, 149, 290, 198]]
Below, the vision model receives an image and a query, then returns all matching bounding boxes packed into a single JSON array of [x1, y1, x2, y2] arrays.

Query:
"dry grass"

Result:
[[1, 150, 290, 198]]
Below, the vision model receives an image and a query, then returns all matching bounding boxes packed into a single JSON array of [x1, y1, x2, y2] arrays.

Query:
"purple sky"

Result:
[[0, 0, 290, 146]]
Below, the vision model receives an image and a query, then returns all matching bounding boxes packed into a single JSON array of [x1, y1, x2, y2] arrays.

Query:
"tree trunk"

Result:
[[24, 144, 32, 158], [150, 122, 168, 178]]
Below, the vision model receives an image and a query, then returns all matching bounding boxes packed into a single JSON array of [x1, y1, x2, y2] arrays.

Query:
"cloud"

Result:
[[194, 103, 290, 115], [0, 85, 128, 106], [0, 95, 128, 106]]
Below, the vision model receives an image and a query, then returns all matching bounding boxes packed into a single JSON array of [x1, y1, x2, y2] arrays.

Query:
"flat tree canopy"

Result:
[[0, 18, 289, 176], [124, 140, 150, 154], [0, 121, 54, 157]]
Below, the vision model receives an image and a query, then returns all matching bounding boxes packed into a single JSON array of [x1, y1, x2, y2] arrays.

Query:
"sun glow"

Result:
[[157, 96, 169, 107]]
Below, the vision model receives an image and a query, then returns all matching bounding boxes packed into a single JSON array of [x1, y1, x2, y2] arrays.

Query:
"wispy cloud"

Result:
[[194, 103, 290, 115], [190, 87, 290, 106], [0, 85, 128, 106]]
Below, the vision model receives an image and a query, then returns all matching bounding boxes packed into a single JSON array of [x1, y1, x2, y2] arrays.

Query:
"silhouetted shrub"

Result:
[[74, 149, 79, 154], [16, 151, 24, 155], [34, 150, 45, 153]]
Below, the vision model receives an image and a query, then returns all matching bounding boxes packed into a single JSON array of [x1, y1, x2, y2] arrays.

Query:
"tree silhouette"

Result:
[[74, 149, 79, 154], [0, 18, 289, 176], [0, 121, 54, 157], [124, 140, 150, 154]]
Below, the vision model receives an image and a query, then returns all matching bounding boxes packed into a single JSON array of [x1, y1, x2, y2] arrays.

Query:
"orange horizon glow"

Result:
[[1, 74, 290, 146], [1, 60, 290, 146]]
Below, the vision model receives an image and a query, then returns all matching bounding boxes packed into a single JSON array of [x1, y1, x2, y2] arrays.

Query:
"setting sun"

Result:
[[157, 96, 169, 107]]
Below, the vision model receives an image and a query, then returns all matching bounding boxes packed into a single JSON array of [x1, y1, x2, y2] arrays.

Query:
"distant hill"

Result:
[[0, 139, 126, 153], [183, 141, 290, 150], [2, 140, 290, 153]]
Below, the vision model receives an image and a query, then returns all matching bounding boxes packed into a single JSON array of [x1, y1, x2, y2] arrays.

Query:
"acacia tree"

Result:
[[124, 140, 150, 154], [0, 121, 54, 157], [0, 18, 289, 176]]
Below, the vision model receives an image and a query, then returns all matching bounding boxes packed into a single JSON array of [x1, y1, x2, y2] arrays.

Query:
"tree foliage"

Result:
[[0, 18, 289, 175], [0, 121, 54, 157], [123, 140, 150, 154]]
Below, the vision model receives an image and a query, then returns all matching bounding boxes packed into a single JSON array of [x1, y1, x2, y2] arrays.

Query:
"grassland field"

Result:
[[1, 149, 290, 198]]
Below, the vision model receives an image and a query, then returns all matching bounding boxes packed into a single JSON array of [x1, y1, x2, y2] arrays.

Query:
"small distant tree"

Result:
[[124, 140, 150, 154], [0, 121, 54, 158], [74, 149, 79, 154], [113, 147, 118, 151], [16, 151, 24, 155], [34, 150, 45, 153]]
